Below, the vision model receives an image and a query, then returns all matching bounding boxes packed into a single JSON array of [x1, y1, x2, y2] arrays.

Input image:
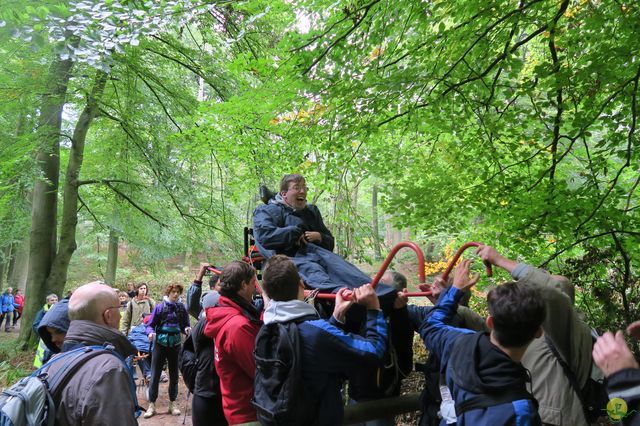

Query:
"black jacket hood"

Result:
[[449, 332, 531, 394]]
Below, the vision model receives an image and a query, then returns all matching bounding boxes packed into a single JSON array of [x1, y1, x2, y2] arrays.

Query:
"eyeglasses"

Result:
[[287, 185, 308, 192]]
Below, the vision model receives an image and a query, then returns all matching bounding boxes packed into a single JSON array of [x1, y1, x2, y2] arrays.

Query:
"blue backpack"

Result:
[[0, 345, 141, 426]]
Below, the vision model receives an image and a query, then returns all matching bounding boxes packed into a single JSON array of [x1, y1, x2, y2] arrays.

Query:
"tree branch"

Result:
[[302, 0, 380, 76], [575, 63, 640, 233]]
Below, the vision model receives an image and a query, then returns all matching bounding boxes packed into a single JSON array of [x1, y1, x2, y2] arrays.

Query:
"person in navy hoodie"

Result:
[[408, 259, 545, 426], [258, 255, 388, 425], [144, 283, 191, 418], [37, 297, 71, 361]]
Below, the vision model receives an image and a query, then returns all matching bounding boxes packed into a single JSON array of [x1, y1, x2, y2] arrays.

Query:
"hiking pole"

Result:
[[183, 391, 190, 425]]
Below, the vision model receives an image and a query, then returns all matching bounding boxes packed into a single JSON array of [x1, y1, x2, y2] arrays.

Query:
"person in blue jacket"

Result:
[[128, 314, 152, 382], [408, 259, 545, 426], [252, 174, 396, 305], [258, 255, 388, 425], [0, 287, 18, 332]]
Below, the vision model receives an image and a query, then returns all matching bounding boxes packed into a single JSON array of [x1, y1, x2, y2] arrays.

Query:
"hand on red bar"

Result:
[[332, 288, 354, 323], [393, 289, 409, 309], [353, 284, 380, 311]]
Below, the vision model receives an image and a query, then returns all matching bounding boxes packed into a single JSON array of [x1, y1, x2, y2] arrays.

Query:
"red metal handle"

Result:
[[306, 241, 427, 301], [300, 242, 493, 301], [439, 242, 493, 282], [206, 266, 223, 275]]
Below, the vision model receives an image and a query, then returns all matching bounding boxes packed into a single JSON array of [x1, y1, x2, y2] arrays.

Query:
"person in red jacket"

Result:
[[12, 289, 24, 328], [204, 261, 262, 426]]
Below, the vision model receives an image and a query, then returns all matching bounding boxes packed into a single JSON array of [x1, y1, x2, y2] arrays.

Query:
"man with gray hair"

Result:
[[45, 281, 139, 426]]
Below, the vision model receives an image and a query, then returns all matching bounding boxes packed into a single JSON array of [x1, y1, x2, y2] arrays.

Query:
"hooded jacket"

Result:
[[127, 323, 151, 353], [253, 197, 396, 303], [192, 316, 222, 398], [204, 295, 262, 425], [37, 298, 71, 353], [0, 292, 15, 313], [13, 294, 24, 313], [263, 299, 388, 425], [45, 320, 138, 426], [412, 286, 540, 425]]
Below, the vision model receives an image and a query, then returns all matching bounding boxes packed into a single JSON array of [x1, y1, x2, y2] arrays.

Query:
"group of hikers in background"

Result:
[[2, 173, 640, 426]]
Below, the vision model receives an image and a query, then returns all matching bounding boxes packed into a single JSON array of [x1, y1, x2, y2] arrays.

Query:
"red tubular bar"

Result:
[[299, 242, 494, 301], [305, 241, 428, 301], [370, 241, 426, 288], [439, 242, 493, 282], [206, 266, 223, 275]]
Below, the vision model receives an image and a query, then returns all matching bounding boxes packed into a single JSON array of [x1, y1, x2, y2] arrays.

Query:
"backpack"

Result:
[[545, 335, 608, 423], [156, 302, 188, 347], [0, 345, 140, 426], [252, 317, 316, 426], [179, 331, 198, 394]]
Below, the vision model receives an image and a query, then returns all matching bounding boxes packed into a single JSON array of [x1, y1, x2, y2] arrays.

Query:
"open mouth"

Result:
[[296, 197, 306, 203]]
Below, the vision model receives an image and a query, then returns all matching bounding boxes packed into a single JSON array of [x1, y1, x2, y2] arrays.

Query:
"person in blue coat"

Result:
[[253, 174, 396, 305], [408, 260, 545, 426], [128, 315, 152, 382], [0, 287, 18, 332]]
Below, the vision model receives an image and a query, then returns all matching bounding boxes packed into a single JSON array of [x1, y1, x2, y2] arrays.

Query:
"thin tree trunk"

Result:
[[0, 245, 10, 288], [19, 54, 76, 347], [371, 185, 381, 260], [105, 227, 118, 286], [8, 239, 29, 292], [46, 70, 108, 296]]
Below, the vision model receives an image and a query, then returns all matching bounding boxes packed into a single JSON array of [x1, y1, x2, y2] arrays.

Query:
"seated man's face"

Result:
[[282, 179, 308, 210]]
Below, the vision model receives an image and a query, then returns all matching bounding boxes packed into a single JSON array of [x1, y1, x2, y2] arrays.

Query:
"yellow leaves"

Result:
[[564, 7, 577, 19], [269, 104, 326, 125], [424, 258, 450, 276], [424, 244, 455, 276], [299, 159, 314, 170], [369, 46, 383, 60]]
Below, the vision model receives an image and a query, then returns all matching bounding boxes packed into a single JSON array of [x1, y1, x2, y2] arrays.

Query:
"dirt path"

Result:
[[136, 374, 193, 425]]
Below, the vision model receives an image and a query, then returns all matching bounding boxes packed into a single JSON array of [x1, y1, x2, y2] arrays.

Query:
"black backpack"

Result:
[[252, 317, 315, 425], [179, 331, 198, 394]]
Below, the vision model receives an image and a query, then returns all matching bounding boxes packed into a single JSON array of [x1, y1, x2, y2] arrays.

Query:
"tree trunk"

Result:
[[0, 245, 10, 287], [46, 70, 108, 296], [371, 185, 381, 260], [105, 227, 119, 286], [8, 239, 29, 292], [19, 54, 76, 347]]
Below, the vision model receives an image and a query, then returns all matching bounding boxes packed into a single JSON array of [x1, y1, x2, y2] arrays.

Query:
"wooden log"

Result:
[[343, 392, 421, 425]]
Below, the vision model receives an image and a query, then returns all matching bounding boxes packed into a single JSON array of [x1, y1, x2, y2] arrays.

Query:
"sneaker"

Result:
[[160, 372, 168, 383], [168, 401, 181, 416], [143, 403, 156, 418]]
